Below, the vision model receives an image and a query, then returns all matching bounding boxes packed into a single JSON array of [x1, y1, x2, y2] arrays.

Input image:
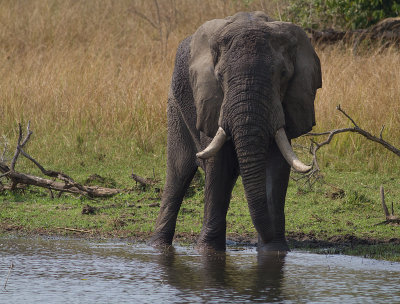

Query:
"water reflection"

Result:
[[1, 237, 399, 303], [154, 247, 286, 302]]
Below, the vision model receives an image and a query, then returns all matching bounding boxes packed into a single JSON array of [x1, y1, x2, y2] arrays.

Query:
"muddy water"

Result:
[[1, 237, 399, 303]]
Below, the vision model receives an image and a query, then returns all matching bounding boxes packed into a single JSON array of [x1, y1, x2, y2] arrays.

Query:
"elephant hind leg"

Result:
[[149, 102, 198, 247], [150, 165, 197, 247]]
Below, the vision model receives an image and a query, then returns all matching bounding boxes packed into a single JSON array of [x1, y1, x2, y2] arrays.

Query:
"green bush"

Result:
[[283, 0, 400, 30]]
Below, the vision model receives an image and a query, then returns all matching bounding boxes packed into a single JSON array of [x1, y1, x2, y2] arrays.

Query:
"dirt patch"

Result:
[[286, 231, 400, 249], [81, 204, 97, 215], [84, 174, 117, 188], [325, 188, 345, 200], [0, 223, 24, 232], [1, 225, 398, 251]]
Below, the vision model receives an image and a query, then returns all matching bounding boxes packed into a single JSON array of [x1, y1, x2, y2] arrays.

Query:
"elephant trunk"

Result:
[[230, 118, 274, 243], [221, 73, 289, 242]]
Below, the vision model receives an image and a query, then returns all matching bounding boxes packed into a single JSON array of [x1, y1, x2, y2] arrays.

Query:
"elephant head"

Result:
[[191, 11, 321, 157], [189, 12, 321, 242]]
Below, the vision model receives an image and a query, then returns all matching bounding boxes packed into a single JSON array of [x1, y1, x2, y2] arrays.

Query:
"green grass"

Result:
[[285, 169, 400, 241], [1, 144, 399, 261]]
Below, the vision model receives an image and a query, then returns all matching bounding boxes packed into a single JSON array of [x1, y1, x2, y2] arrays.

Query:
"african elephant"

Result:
[[149, 11, 322, 252]]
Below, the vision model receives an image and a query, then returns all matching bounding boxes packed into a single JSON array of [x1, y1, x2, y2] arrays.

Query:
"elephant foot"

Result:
[[196, 242, 226, 253], [257, 239, 290, 254], [148, 233, 173, 249], [197, 230, 227, 252], [196, 236, 227, 252]]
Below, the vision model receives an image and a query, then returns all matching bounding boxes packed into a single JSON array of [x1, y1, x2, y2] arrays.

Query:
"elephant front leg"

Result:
[[258, 140, 291, 252], [197, 142, 238, 251]]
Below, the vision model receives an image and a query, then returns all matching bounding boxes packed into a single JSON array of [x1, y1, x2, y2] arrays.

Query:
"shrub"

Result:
[[283, 0, 400, 29]]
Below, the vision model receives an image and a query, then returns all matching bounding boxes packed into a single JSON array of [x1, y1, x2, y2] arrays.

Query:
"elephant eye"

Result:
[[281, 70, 287, 79], [218, 75, 224, 89], [216, 72, 223, 83], [221, 35, 232, 47]]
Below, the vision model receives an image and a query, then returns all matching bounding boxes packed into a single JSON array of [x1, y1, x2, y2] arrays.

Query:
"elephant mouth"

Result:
[[196, 127, 311, 173]]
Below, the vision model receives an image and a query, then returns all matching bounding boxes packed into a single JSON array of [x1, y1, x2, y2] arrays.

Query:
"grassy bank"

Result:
[[1, 1, 399, 261], [1, 164, 399, 261]]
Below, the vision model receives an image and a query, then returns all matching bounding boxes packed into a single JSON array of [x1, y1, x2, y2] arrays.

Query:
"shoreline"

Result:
[[1, 226, 399, 261]]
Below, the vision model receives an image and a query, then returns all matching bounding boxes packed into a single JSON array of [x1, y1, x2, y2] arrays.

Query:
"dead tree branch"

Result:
[[380, 185, 390, 218], [10, 122, 32, 171], [0, 123, 122, 198], [299, 105, 400, 187], [129, 0, 177, 57], [307, 105, 400, 157], [376, 185, 400, 225], [18, 147, 76, 184], [1, 136, 7, 162]]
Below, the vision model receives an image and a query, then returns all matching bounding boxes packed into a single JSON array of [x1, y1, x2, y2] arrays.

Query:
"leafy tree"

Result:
[[283, 0, 400, 30]]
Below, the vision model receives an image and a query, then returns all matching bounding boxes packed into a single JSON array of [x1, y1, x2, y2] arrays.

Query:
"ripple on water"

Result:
[[0, 237, 399, 303]]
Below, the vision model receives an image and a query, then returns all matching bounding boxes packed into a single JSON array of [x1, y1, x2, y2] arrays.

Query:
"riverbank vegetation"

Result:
[[1, 166, 399, 261], [1, 0, 399, 261]]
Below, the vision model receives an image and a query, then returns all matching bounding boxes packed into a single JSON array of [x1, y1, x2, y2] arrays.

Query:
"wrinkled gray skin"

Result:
[[149, 12, 322, 252]]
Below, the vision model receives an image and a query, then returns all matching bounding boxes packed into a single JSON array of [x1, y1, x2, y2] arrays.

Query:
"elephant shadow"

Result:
[[154, 247, 286, 302]]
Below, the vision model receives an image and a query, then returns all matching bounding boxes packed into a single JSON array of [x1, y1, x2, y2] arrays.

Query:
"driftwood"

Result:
[[295, 105, 400, 187], [307, 17, 400, 50], [55, 227, 92, 233], [3, 262, 14, 290], [0, 123, 122, 198]]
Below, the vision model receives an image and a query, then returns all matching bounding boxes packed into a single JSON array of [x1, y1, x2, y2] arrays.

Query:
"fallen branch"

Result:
[[55, 227, 92, 233], [2, 171, 121, 197], [0, 123, 122, 198]]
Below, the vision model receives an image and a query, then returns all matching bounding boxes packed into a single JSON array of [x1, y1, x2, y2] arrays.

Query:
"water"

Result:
[[1, 237, 399, 303]]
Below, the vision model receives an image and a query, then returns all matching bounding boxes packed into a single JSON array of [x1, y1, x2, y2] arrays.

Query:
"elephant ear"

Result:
[[189, 18, 230, 138], [282, 24, 322, 139]]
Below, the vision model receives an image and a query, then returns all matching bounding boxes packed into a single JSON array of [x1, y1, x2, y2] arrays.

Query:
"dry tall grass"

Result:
[[311, 45, 400, 172], [0, 0, 398, 172]]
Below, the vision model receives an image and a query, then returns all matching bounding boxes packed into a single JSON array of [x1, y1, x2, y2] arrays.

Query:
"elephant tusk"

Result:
[[196, 127, 228, 159], [275, 128, 312, 173]]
